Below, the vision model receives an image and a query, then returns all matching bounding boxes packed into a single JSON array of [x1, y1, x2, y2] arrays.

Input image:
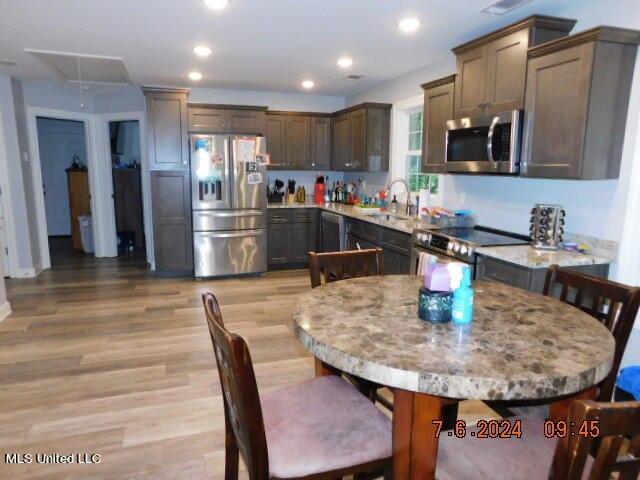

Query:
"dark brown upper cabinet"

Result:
[[332, 103, 391, 172], [421, 75, 455, 174], [266, 112, 332, 170], [284, 116, 311, 169], [332, 112, 350, 170], [521, 27, 640, 179], [143, 87, 190, 170], [310, 116, 332, 170], [187, 104, 267, 135], [452, 15, 576, 118]]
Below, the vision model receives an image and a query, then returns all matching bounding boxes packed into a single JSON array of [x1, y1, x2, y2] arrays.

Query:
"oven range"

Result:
[[410, 226, 529, 276]]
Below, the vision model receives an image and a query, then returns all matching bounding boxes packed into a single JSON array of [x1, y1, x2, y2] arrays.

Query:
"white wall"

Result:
[[0, 74, 37, 276]]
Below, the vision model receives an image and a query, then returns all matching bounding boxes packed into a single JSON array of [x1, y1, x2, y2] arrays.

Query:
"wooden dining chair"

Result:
[[202, 292, 393, 480], [543, 265, 640, 402], [436, 399, 640, 480], [307, 248, 392, 409], [488, 265, 640, 419], [308, 248, 384, 288]]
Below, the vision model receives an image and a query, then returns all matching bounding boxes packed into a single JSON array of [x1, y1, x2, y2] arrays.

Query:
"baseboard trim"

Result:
[[0, 301, 11, 322], [13, 267, 36, 278]]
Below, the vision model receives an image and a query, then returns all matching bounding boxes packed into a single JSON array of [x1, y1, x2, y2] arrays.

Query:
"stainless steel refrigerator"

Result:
[[190, 134, 267, 278]]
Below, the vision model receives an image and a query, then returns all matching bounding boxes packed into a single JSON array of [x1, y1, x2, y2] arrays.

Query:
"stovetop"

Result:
[[431, 227, 529, 247], [412, 226, 529, 262]]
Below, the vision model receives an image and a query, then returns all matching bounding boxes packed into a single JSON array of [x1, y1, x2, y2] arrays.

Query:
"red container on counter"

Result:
[[315, 183, 325, 205]]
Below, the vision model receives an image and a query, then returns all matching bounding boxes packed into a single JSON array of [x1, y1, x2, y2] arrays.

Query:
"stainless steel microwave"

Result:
[[445, 110, 522, 174]]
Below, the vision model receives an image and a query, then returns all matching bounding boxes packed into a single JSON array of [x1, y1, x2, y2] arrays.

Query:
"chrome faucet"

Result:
[[388, 178, 412, 216]]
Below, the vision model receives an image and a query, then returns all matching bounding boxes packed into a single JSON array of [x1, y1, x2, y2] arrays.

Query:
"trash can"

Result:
[[77, 215, 94, 254]]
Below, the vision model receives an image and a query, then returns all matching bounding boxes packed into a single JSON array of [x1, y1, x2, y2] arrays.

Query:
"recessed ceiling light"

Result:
[[301, 80, 315, 89], [398, 17, 421, 33], [189, 71, 203, 81], [203, 0, 228, 10], [337, 57, 353, 68], [193, 46, 212, 57]]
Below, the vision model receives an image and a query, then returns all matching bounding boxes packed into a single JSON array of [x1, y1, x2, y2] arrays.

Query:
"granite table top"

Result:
[[293, 275, 615, 400]]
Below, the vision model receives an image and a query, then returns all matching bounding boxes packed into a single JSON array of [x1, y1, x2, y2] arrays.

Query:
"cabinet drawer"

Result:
[[382, 228, 410, 255], [476, 256, 531, 290], [267, 209, 292, 224], [293, 208, 317, 223], [347, 219, 381, 244]]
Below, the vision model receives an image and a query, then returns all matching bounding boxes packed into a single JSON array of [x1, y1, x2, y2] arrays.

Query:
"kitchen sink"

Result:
[[367, 213, 408, 221]]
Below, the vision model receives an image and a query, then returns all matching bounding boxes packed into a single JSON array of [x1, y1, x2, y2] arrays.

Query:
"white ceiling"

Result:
[[0, 0, 628, 96]]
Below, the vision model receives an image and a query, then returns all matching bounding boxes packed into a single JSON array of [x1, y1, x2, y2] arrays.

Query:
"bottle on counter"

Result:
[[390, 195, 398, 213], [452, 266, 474, 325]]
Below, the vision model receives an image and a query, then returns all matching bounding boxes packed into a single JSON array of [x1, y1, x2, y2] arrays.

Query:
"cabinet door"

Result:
[[267, 224, 291, 265], [227, 109, 266, 135], [188, 107, 227, 133], [332, 113, 350, 170], [310, 117, 332, 169], [292, 222, 315, 262], [485, 30, 529, 114], [521, 43, 594, 178], [285, 116, 311, 169], [146, 91, 189, 170], [265, 116, 286, 169], [349, 109, 366, 170], [151, 171, 193, 272], [454, 46, 487, 118], [364, 107, 390, 172], [423, 82, 454, 173], [383, 249, 410, 275]]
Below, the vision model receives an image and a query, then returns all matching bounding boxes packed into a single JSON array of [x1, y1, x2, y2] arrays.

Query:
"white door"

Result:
[[37, 119, 87, 236], [0, 190, 8, 276]]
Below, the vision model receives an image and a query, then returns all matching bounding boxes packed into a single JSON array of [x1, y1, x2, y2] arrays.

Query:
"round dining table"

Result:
[[292, 275, 615, 480]]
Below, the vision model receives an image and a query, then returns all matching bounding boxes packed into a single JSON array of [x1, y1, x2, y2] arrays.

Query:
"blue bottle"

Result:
[[452, 266, 474, 324]]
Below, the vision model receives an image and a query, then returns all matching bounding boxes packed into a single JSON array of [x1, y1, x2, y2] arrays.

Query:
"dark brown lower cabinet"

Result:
[[151, 170, 193, 275], [476, 255, 609, 293], [267, 208, 317, 269], [345, 218, 411, 274]]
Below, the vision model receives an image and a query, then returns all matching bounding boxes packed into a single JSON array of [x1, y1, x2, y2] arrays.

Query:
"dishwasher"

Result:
[[320, 211, 345, 252]]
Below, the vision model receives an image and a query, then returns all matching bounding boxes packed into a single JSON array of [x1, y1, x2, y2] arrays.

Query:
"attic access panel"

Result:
[[26, 49, 131, 85]]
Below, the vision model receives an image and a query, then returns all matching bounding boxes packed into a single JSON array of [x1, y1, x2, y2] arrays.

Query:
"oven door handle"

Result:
[[486, 115, 500, 167]]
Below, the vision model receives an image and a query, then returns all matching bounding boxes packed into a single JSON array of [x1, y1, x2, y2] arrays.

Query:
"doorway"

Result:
[[108, 120, 146, 259], [35, 117, 93, 265]]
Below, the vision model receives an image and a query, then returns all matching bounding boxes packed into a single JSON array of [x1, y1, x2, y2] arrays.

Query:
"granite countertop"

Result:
[[267, 202, 425, 234], [293, 275, 614, 400], [476, 245, 614, 269]]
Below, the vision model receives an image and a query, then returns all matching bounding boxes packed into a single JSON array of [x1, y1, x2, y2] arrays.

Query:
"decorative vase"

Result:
[[418, 287, 453, 323]]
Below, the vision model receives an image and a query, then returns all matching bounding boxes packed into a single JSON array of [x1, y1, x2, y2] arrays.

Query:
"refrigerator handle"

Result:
[[225, 137, 233, 206], [185, 138, 190, 166]]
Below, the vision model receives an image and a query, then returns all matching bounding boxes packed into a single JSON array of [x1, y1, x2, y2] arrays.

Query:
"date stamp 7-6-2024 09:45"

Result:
[[432, 419, 601, 439]]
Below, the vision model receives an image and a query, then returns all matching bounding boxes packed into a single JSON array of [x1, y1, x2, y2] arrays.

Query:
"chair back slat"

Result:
[[543, 265, 640, 401], [308, 248, 384, 289], [202, 293, 269, 479], [551, 400, 640, 480]]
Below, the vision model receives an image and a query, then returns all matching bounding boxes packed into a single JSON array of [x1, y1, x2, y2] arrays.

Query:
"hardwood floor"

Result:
[[1, 250, 314, 479], [0, 251, 498, 479]]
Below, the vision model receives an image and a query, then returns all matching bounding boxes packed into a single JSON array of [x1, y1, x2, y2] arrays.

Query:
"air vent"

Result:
[[25, 49, 131, 85], [344, 74, 365, 81], [480, 0, 534, 15]]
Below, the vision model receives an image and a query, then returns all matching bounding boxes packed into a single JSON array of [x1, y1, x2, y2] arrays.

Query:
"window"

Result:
[[391, 97, 442, 203], [405, 110, 428, 192]]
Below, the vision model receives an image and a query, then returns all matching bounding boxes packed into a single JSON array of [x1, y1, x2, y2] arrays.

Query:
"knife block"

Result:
[[530, 204, 565, 250]]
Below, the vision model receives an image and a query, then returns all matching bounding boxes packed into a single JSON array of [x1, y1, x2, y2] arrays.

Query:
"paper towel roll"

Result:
[[419, 189, 431, 212]]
